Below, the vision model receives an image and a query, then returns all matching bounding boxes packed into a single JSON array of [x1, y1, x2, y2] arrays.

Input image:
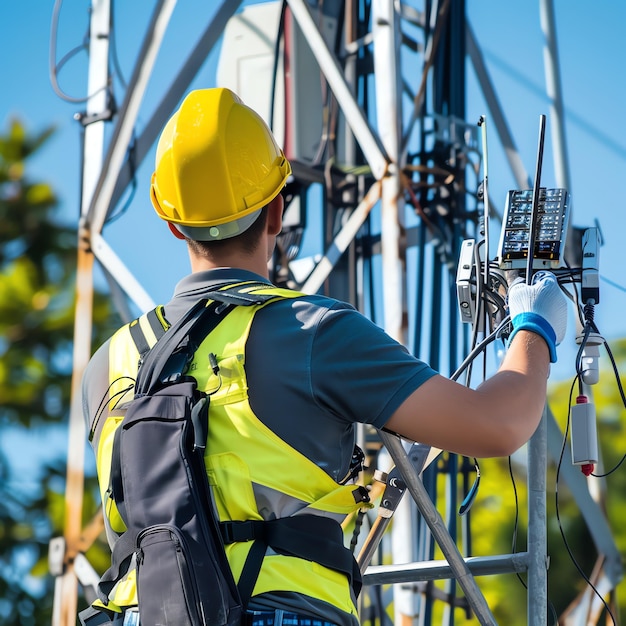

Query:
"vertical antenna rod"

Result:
[[478, 115, 490, 310], [526, 114, 546, 284]]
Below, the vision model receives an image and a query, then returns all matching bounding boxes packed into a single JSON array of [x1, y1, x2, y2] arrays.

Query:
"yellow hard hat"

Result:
[[150, 88, 291, 241]]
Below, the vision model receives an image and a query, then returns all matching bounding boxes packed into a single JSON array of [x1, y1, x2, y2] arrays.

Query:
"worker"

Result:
[[82, 87, 567, 626]]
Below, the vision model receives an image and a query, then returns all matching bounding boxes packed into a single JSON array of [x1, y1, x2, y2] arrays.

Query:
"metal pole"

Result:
[[302, 182, 382, 294], [372, 3, 412, 620], [373, 0, 406, 345], [539, 0, 571, 194], [539, 0, 577, 266], [91, 233, 155, 312], [87, 0, 178, 233], [546, 409, 623, 588], [527, 407, 548, 626], [54, 2, 110, 624], [363, 552, 531, 585]]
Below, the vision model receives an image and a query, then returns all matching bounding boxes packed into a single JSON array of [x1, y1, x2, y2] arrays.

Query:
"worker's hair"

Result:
[[186, 206, 269, 259]]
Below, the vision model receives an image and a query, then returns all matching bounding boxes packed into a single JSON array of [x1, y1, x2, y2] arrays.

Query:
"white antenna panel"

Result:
[[217, 1, 340, 163]]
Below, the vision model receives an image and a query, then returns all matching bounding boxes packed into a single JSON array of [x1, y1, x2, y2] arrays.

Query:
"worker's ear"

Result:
[[167, 222, 186, 240], [266, 194, 283, 236]]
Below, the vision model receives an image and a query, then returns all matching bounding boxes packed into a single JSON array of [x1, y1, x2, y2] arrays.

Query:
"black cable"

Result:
[[109, 0, 128, 89], [89, 377, 135, 442], [105, 134, 137, 224], [575, 322, 592, 396], [508, 456, 558, 624], [601, 338, 626, 409], [49, 0, 108, 104], [451, 315, 510, 383], [573, 303, 626, 475], [593, 453, 626, 478], [557, 262, 584, 326], [349, 509, 365, 554], [106, 175, 137, 225], [589, 337, 626, 478], [269, 1, 288, 136], [463, 239, 486, 386], [547, 601, 559, 626], [507, 456, 526, 589]]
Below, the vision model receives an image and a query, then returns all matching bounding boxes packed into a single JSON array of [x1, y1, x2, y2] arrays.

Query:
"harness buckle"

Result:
[[220, 520, 263, 544]]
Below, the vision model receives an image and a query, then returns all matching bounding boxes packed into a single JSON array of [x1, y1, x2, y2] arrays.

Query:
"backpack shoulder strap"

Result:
[[128, 305, 170, 364], [134, 298, 228, 396]]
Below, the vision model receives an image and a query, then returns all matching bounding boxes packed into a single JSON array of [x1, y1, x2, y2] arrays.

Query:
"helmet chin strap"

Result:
[[168, 222, 186, 240]]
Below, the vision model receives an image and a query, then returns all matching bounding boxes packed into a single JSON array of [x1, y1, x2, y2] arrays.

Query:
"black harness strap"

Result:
[[128, 319, 150, 360], [147, 305, 168, 339], [221, 515, 363, 603], [237, 540, 268, 607]]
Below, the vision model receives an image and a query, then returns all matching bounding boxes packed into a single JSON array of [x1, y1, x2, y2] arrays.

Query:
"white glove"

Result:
[[507, 271, 568, 362]]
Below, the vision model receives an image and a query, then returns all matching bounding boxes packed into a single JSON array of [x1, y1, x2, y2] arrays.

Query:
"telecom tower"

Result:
[[50, 1, 622, 625]]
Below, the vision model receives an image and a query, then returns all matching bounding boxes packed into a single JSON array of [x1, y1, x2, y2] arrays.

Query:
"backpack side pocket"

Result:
[[136, 525, 200, 626]]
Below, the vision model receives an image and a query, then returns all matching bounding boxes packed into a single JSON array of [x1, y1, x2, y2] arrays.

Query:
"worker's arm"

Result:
[[384, 272, 568, 458], [385, 330, 549, 457]]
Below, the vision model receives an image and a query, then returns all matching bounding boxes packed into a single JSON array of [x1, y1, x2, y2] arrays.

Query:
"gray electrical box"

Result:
[[217, 1, 340, 164]]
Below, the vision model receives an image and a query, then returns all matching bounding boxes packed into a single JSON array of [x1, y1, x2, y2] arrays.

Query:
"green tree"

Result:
[[0, 119, 118, 625]]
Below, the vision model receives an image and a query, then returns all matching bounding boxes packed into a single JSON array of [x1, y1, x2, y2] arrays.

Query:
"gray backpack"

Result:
[[82, 286, 256, 626]]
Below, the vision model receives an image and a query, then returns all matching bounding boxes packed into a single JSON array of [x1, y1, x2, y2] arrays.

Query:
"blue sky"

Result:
[[2, 1, 626, 382]]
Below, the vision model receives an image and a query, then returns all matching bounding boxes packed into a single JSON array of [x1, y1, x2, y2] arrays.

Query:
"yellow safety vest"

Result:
[[94, 281, 370, 618]]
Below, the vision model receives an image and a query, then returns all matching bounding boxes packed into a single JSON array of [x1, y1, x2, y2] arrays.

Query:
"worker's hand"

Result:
[[507, 271, 568, 363]]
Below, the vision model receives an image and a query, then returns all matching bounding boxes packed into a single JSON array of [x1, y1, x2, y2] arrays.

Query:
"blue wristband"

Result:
[[509, 312, 557, 363]]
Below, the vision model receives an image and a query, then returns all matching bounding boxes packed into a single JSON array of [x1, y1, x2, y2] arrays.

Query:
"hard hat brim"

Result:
[[172, 209, 263, 241]]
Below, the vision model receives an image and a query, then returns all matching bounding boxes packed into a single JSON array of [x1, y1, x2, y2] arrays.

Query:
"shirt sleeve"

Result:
[[309, 303, 438, 429], [81, 338, 113, 446]]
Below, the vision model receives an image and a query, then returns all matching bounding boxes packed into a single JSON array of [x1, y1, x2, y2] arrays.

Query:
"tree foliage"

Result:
[[0, 120, 119, 625]]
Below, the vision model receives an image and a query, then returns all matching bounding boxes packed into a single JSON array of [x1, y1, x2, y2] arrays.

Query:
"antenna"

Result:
[[526, 114, 546, 283]]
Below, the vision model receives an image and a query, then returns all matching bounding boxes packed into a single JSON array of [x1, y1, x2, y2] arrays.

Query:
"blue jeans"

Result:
[[245, 610, 339, 626]]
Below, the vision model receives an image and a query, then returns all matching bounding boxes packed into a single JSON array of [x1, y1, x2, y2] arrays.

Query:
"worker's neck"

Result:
[[188, 250, 270, 279]]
